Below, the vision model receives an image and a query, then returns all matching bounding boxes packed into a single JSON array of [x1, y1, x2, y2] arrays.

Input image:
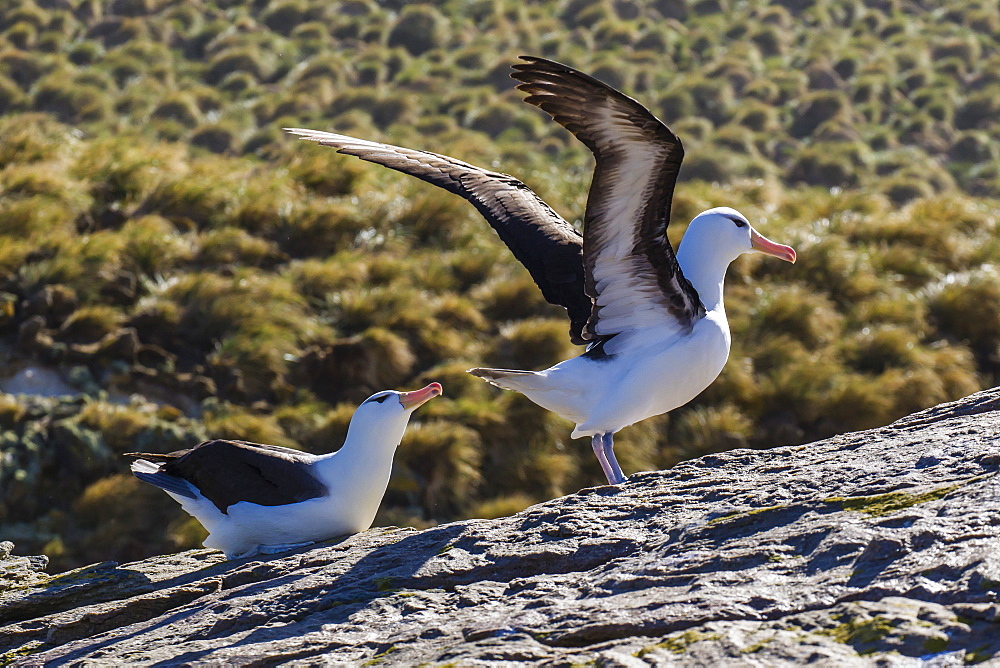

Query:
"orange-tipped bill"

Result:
[[399, 382, 443, 410], [751, 230, 796, 263]]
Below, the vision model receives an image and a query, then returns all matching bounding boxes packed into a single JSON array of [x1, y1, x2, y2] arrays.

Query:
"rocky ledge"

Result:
[[3, 389, 1000, 665]]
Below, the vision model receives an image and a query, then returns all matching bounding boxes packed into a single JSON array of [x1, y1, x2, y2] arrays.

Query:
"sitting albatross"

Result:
[[127, 383, 441, 558], [286, 56, 795, 486]]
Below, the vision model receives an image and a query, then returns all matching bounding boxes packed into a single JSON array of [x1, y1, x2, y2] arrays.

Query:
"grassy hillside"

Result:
[[0, 0, 998, 570]]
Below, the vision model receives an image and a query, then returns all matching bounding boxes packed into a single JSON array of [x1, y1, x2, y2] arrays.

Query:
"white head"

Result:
[[344, 382, 443, 448], [676, 207, 796, 311], [681, 207, 796, 266]]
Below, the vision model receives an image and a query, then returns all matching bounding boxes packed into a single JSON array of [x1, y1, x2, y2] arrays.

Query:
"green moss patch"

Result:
[[0, 641, 46, 665], [740, 637, 773, 654], [708, 505, 786, 525], [817, 615, 894, 652], [362, 645, 396, 666], [825, 484, 960, 517], [634, 630, 723, 657], [373, 576, 396, 592]]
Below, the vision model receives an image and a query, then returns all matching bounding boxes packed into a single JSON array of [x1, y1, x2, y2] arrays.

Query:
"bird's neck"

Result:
[[316, 420, 407, 484], [676, 235, 732, 314]]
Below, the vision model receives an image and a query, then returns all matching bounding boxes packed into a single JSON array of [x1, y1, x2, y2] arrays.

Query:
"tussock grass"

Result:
[[32, 74, 110, 124], [395, 420, 482, 512], [2, 160, 78, 201], [119, 216, 193, 276], [56, 305, 124, 344], [669, 404, 753, 464], [77, 401, 151, 453], [202, 402, 296, 448], [138, 158, 248, 229], [72, 473, 189, 563], [196, 227, 282, 268], [486, 318, 577, 371], [928, 265, 1000, 357], [16, 231, 122, 302], [283, 255, 370, 304], [1, 196, 78, 239], [469, 493, 536, 520]]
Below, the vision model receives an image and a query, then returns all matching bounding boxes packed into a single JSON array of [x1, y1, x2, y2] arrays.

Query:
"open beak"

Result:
[[751, 229, 796, 264], [398, 382, 443, 410]]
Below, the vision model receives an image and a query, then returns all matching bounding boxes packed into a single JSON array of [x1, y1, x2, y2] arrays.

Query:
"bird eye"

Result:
[[373, 395, 388, 404], [732, 218, 747, 228]]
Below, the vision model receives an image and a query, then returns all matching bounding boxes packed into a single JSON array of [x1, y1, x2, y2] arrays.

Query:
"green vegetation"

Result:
[[373, 576, 396, 592], [967, 645, 997, 663], [362, 645, 397, 666], [923, 635, 950, 654], [740, 637, 774, 654], [0, 641, 45, 665], [712, 484, 962, 530], [0, 0, 998, 569], [634, 630, 723, 657], [817, 615, 894, 654], [708, 504, 785, 524], [825, 484, 960, 517]]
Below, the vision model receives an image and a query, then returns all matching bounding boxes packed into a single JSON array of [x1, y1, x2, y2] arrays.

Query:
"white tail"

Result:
[[130, 459, 160, 474], [467, 367, 545, 393]]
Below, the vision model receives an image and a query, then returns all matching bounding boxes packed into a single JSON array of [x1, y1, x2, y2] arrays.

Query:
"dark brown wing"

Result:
[[130, 440, 327, 513], [285, 128, 591, 345], [512, 56, 704, 341]]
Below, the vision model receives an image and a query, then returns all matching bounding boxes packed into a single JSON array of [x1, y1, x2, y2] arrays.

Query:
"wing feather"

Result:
[[512, 56, 704, 340], [131, 440, 327, 514], [285, 128, 591, 344]]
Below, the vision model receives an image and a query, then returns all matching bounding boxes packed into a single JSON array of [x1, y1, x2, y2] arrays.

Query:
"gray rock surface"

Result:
[[3, 388, 1000, 665]]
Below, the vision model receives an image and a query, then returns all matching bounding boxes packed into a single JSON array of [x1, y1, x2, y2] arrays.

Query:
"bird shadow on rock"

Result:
[[845, 537, 907, 589], [1, 561, 152, 627], [2, 553, 262, 661], [150, 524, 472, 665], [692, 502, 824, 547], [55, 605, 209, 663]]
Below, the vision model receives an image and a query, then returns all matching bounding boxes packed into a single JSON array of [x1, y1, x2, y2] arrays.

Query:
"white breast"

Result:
[[570, 310, 731, 437]]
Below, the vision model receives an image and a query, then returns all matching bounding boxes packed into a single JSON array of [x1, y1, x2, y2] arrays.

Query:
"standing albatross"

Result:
[[286, 56, 795, 485], [127, 383, 441, 558]]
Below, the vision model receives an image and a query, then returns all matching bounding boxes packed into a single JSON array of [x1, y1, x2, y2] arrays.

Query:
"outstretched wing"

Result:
[[285, 128, 592, 345], [512, 56, 704, 342], [130, 440, 327, 513]]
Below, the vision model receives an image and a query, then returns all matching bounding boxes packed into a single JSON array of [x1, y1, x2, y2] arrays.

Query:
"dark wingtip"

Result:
[[512, 55, 569, 75], [133, 470, 198, 500], [511, 56, 535, 77]]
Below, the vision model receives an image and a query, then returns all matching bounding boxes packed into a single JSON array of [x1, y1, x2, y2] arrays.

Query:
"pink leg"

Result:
[[592, 433, 621, 484]]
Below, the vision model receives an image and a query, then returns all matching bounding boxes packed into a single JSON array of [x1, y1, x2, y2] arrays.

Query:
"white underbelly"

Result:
[[566, 314, 731, 436], [226, 495, 371, 542], [184, 488, 379, 557]]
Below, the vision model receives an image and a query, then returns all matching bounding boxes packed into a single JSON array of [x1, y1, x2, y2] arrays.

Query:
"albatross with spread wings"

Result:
[[286, 56, 795, 485]]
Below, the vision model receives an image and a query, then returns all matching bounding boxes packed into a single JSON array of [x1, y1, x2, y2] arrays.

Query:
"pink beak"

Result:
[[399, 382, 443, 410], [751, 229, 796, 264]]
